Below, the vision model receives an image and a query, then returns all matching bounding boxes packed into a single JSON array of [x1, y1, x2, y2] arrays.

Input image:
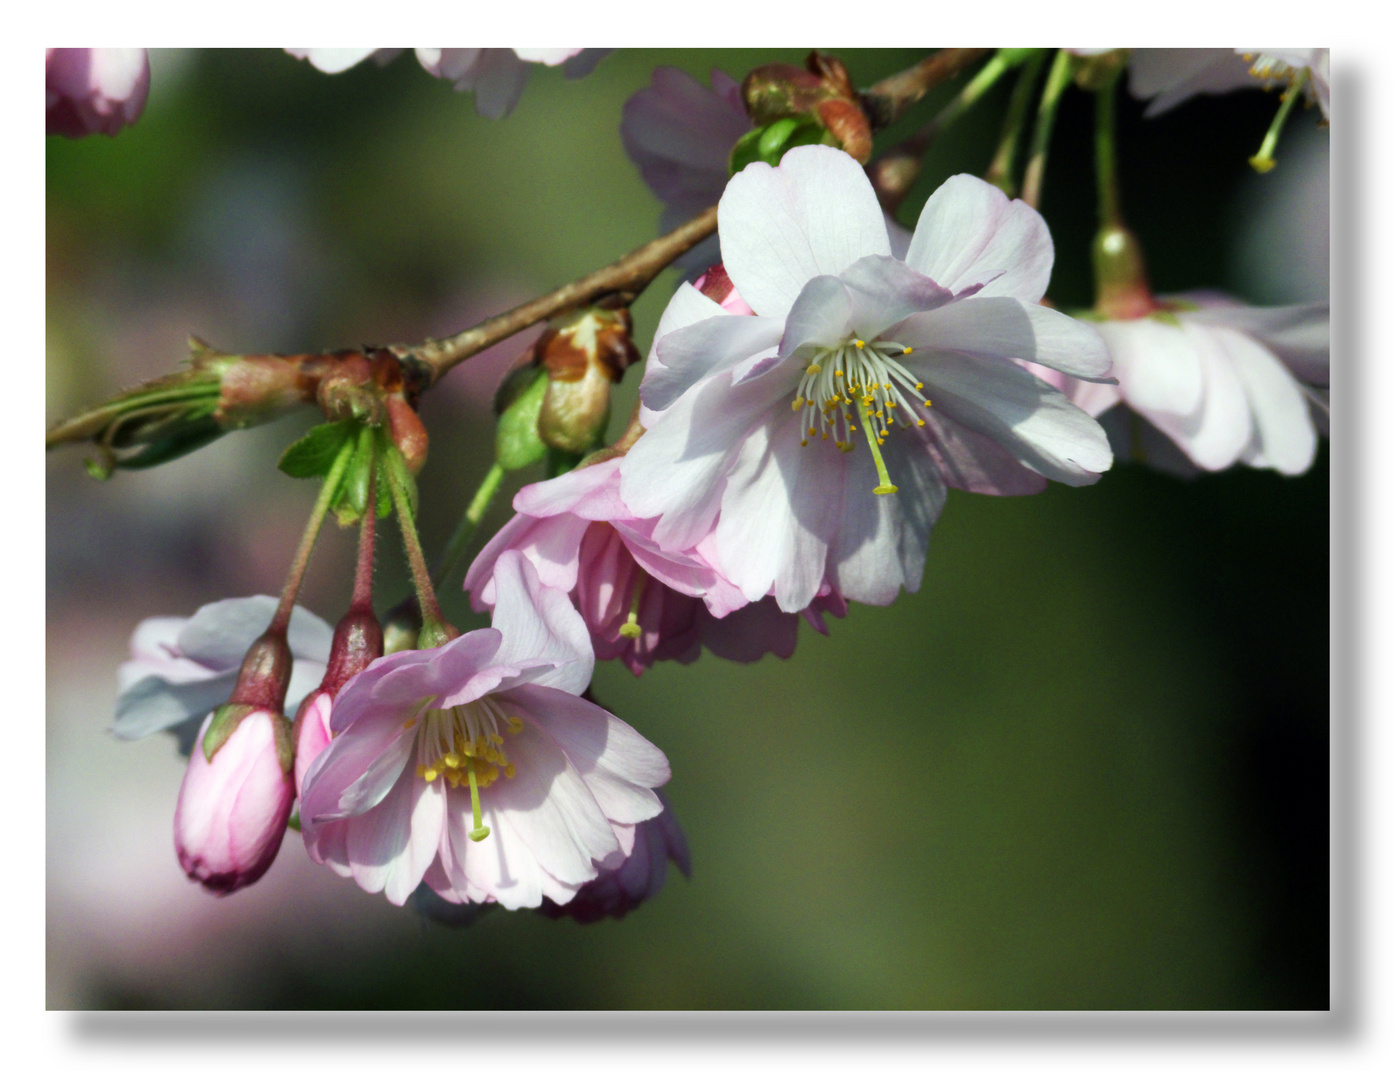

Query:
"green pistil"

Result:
[[862, 415, 899, 495], [619, 570, 647, 639], [466, 756, 490, 842]]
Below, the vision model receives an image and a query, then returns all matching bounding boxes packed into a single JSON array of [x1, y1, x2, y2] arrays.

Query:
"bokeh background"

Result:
[[46, 49, 1328, 1010]]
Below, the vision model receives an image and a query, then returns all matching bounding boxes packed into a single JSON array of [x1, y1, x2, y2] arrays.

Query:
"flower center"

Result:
[[409, 696, 522, 841], [791, 337, 930, 495]]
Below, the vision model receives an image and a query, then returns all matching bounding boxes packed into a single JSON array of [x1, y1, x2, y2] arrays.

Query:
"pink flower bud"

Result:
[[292, 691, 334, 799], [46, 48, 150, 138], [693, 263, 755, 316], [174, 708, 295, 895]]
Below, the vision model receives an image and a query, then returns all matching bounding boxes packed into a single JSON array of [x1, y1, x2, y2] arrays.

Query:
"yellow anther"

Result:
[[443, 752, 461, 768], [916, 419, 926, 427], [915, 382, 924, 390], [821, 432, 829, 440], [806, 363, 822, 375], [854, 339, 865, 348], [422, 767, 439, 783], [923, 400, 932, 407], [834, 370, 844, 378], [505, 763, 516, 779], [801, 439, 809, 447], [403, 717, 417, 730], [490, 733, 504, 745], [792, 397, 804, 411], [902, 347, 913, 355], [507, 716, 524, 733]]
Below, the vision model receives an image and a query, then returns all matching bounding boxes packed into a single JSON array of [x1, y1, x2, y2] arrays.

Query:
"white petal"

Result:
[[905, 174, 1053, 301], [914, 354, 1113, 485], [719, 145, 890, 318], [488, 551, 594, 695], [646, 313, 784, 412], [1099, 318, 1204, 418], [1219, 329, 1317, 475], [900, 297, 1111, 378]]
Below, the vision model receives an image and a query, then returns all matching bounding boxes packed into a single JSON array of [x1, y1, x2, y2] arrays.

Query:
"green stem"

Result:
[[1094, 67, 1123, 227], [270, 437, 355, 636], [432, 461, 507, 590], [1249, 69, 1309, 173], [1020, 49, 1074, 210], [384, 453, 448, 637], [985, 51, 1047, 196]]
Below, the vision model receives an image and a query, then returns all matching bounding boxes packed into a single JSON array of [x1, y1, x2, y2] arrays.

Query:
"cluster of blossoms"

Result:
[[54, 48, 1327, 924]]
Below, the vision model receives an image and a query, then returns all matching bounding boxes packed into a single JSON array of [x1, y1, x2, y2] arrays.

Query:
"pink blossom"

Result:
[[1031, 294, 1328, 476], [540, 796, 691, 922], [465, 458, 844, 676], [300, 552, 671, 909], [46, 48, 150, 138], [620, 146, 1112, 612], [285, 48, 605, 119], [1128, 48, 1330, 120], [115, 597, 332, 756], [174, 708, 296, 895]]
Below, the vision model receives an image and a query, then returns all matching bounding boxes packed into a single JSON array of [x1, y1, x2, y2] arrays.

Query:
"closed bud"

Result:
[[739, 52, 872, 165], [537, 307, 639, 455], [175, 707, 296, 895]]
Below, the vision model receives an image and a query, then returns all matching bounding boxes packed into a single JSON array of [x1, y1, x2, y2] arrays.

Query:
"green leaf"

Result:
[[728, 128, 765, 175], [494, 368, 549, 471], [278, 420, 358, 479], [381, 433, 419, 521]]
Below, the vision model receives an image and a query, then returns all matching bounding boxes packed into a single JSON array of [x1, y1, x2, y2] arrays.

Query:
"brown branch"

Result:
[[860, 48, 989, 130], [396, 205, 718, 387]]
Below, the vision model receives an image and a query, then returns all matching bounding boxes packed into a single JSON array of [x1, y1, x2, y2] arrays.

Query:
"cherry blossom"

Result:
[[46, 48, 150, 138], [465, 457, 844, 676], [1030, 294, 1328, 476], [299, 552, 671, 908], [285, 48, 606, 119], [620, 146, 1112, 612], [115, 597, 332, 756], [1128, 48, 1330, 120]]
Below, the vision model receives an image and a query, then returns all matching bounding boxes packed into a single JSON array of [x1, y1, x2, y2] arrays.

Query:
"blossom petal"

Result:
[[112, 672, 236, 740], [715, 409, 839, 611], [1219, 329, 1317, 475], [719, 145, 890, 318], [904, 174, 1054, 302], [488, 717, 620, 884], [829, 432, 945, 605], [1097, 318, 1204, 418], [382, 773, 448, 906], [646, 313, 785, 412], [919, 411, 1050, 496], [839, 255, 959, 338], [345, 765, 419, 897], [621, 371, 787, 551], [900, 297, 1112, 379], [1152, 323, 1253, 470], [487, 551, 594, 694], [506, 685, 669, 824], [912, 353, 1113, 485]]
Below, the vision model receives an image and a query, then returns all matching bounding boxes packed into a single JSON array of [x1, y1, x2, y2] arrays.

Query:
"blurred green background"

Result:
[[46, 49, 1328, 1009]]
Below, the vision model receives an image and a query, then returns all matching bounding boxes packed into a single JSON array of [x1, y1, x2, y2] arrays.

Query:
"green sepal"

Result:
[[114, 414, 225, 472], [279, 420, 359, 480], [495, 368, 549, 471], [331, 424, 389, 527], [287, 809, 301, 833], [202, 703, 256, 762], [381, 431, 419, 521], [271, 713, 295, 775], [729, 118, 829, 175]]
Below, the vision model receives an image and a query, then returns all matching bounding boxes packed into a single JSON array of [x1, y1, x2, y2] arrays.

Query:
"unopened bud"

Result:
[[494, 361, 550, 471], [381, 595, 424, 656], [1092, 223, 1157, 321], [694, 264, 755, 315], [320, 604, 385, 699], [537, 308, 639, 455], [385, 395, 429, 476], [739, 53, 872, 165]]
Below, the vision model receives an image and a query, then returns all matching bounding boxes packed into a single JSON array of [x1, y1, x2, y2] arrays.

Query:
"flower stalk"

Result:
[[270, 437, 356, 637], [434, 462, 507, 589], [985, 50, 1048, 196], [1020, 49, 1074, 210]]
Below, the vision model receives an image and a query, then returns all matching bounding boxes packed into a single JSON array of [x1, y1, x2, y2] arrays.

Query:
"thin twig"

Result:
[[860, 48, 990, 130], [398, 206, 718, 387]]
